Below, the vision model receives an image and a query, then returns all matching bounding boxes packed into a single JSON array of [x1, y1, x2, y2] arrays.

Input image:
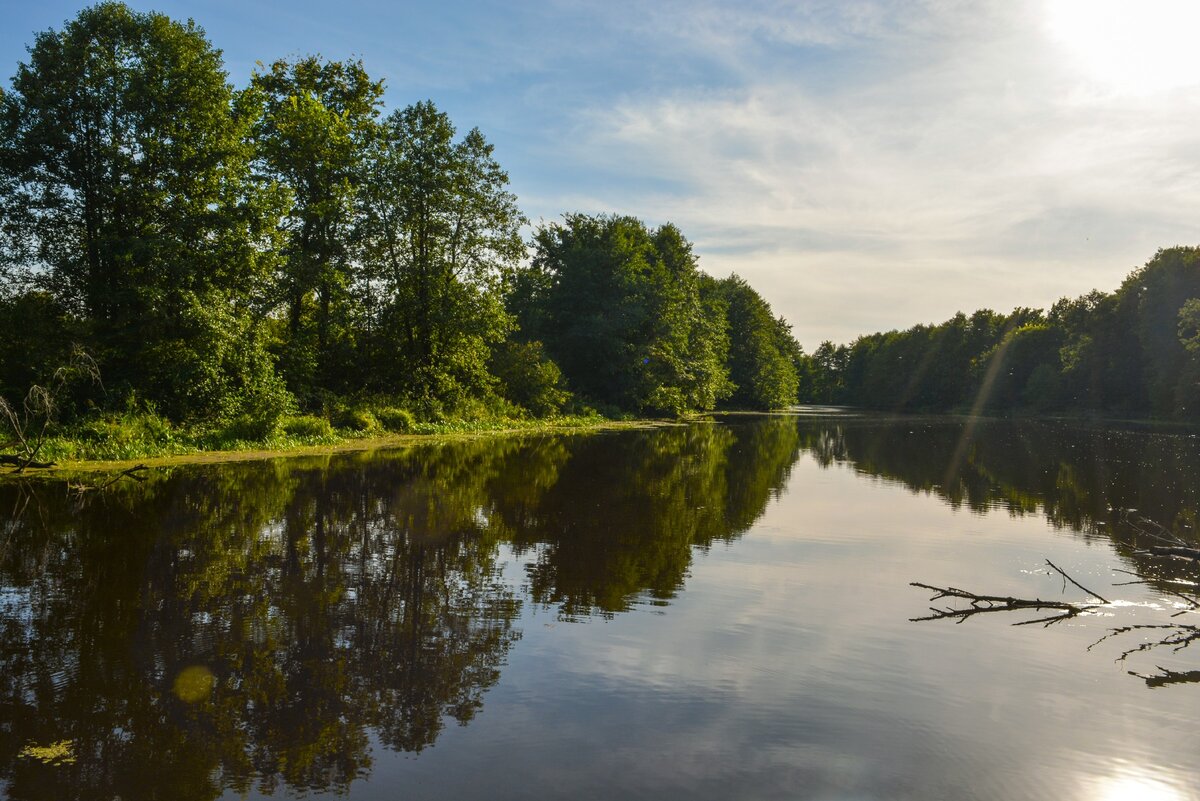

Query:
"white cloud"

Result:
[[528, 0, 1200, 346]]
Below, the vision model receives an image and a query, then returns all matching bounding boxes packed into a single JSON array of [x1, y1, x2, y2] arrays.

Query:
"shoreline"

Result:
[[1, 418, 669, 478]]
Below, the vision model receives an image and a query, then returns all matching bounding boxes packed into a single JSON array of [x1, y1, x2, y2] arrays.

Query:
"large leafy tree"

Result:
[[250, 56, 384, 401], [515, 214, 730, 415], [715, 274, 799, 409], [357, 101, 524, 408], [1125, 247, 1200, 419], [0, 2, 289, 420]]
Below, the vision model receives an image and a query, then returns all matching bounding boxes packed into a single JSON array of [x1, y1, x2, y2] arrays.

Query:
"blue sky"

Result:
[[4, 0, 1199, 347]]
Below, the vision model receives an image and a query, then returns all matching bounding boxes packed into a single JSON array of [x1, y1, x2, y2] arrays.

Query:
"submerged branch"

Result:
[[1045, 558, 1110, 603], [909, 581, 1097, 625], [1129, 667, 1200, 689], [914, 535, 1200, 687], [67, 464, 150, 498]]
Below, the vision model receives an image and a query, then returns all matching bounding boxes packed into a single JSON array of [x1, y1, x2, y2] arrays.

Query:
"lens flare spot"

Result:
[[173, 665, 214, 703]]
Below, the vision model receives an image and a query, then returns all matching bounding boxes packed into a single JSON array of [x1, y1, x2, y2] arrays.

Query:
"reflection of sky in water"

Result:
[[350, 442, 1200, 801]]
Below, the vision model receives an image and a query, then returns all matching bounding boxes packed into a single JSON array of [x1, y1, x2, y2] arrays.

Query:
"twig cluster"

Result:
[[912, 515, 1200, 689], [910, 560, 1106, 627], [0, 347, 100, 473]]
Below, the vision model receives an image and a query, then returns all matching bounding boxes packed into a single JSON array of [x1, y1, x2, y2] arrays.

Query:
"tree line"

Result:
[[799, 246, 1200, 421], [0, 2, 804, 439]]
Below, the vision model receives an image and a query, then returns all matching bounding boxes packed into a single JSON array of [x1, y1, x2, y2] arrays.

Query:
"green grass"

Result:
[[23, 408, 613, 466]]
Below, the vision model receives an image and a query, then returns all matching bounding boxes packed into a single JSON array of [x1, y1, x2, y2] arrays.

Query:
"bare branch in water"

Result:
[[909, 582, 1098, 626], [1045, 558, 1110, 603]]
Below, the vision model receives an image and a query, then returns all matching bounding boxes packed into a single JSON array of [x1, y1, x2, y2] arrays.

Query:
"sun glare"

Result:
[[1086, 770, 1188, 801], [1045, 0, 1200, 94]]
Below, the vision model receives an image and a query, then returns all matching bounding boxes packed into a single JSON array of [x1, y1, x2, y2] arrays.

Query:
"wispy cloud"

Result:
[[5, 0, 1198, 347], [524, 0, 1200, 345]]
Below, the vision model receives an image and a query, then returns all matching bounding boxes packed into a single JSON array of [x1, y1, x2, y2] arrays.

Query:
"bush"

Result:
[[489, 340, 571, 417], [375, 407, 415, 433], [281, 414, 333, 438], [67, 406, 184, 459], [332, 406, 380, 432], [216, 413, 277, 443]]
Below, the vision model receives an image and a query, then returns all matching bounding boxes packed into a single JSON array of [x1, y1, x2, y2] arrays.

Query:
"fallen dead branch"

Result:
[[911, 560, 1107, 626], [1128, 667, 1200, 688], [913, 533, 1200, 687], [0, 347, 100, 473], [67, 464, 150, 498], [910, 582, 1096, 626]]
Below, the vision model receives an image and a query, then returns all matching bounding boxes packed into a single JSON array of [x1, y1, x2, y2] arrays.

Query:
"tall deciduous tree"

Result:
[[715, 274, 800, 409], [358, 101, 524, 409], [0, 1, 289, 420], [250, 56, 383, 400], [515, 214, 730, 415]]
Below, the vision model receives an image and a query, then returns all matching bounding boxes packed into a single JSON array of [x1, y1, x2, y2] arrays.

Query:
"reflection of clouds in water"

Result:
[[2, 417, 1199, 799]]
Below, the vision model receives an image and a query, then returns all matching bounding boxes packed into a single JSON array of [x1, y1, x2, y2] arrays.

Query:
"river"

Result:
[[1, 411, 1197, 800]]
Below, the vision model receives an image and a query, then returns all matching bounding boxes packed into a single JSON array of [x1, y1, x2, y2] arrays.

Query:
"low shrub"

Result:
[[55, 408, 186, 460], [281, 414, 333, 439], [332, 406, 380, 433], [375, 407, 415, 433], [214, 412, 278, 444]]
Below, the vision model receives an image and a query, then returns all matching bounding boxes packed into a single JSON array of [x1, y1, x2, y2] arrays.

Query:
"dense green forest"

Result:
[[798, 246, 1200, 422], [0, 2, 803, 457]]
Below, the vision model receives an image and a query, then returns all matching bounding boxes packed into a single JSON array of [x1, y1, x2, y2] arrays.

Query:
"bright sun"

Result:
[[1045, 0, 1200, 94]]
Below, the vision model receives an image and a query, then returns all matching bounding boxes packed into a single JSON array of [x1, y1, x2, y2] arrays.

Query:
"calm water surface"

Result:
[[1, 413, 1199, 800]]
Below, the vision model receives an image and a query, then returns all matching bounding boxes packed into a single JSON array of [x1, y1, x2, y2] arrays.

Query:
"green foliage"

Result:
[[282, 414, 334, 439], [331, 405, 381, 433], [515, 214, 731, 416], [800, 247, 1200, 422], [0, 3, 802, 457], [714, 274, 798, 409], [0, 292, 79, 407], [0, 1, 287, 422], [357, 100, 525, 405], [216, 413, 279, 444], [251, 55, 384, 401], [375, 407, 416, 433], [57, 407, 186, 461], [1126, 247, 1200, 418], [1179, 299, 1200, 354], [489, 340, 571, 417]]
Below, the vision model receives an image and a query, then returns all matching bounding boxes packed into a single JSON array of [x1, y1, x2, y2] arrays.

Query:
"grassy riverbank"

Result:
[[6, 409, 654, 474]]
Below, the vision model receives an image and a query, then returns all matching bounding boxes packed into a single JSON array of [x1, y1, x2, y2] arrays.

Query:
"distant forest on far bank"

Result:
[[796, 246, 1200, 422], [0, 2, 803, 446]]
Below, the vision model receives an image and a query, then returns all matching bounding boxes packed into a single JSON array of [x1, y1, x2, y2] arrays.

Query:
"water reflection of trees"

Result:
[[500, 419, 801, 617], [800, 415, 1200, 687], [797, 417, 1200, 543], [0, 418, 802, 799]]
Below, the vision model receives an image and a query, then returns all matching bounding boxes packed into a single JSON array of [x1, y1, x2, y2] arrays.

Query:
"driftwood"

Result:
[[911, 560, 1107, 626], [914, 522, 1200, 687], [67, 464, 150, 497], [1149, 545, 1200, 560], [1129, 667, 1200, 688]]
